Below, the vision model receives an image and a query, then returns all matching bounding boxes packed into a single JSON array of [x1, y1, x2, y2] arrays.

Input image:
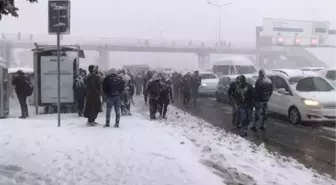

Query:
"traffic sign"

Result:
[[261, 18, 330, 46], [48, 0, 71, 35]]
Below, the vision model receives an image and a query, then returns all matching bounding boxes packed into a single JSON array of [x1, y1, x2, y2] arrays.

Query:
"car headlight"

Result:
[[303, 99, 320, 106], [201, 83, 207, 86]]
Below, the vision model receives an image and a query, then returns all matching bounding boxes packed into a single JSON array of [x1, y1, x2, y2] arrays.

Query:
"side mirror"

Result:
[[277, 88, 290, 95]]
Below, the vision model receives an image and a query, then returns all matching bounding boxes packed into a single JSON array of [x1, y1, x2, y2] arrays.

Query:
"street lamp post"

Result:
[[207, 1, 232, 54]]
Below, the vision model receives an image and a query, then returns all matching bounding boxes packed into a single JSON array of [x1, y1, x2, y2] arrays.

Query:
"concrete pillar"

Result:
[[2, 42, 13, 66], [97, 49, 109, 70], [197, 53, 210, 70]]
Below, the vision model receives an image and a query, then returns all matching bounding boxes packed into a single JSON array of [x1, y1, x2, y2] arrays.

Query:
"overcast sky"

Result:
[[1, 0, 335, 69]]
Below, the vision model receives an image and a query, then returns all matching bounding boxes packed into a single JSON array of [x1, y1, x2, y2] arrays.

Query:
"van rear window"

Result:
[[213, 65, 230, 75], [235, 65, 256, 74]]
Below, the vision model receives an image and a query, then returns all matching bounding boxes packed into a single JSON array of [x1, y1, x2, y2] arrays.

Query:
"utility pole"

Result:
[[206, 1, 232, 57], [48, 0, 71, 127]]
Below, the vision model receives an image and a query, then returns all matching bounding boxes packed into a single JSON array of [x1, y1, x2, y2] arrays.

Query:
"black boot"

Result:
[[114, 122, 119, 128]]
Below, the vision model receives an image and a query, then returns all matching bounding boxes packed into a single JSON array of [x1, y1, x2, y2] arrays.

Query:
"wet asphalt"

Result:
[[173, 97, 336, 179]]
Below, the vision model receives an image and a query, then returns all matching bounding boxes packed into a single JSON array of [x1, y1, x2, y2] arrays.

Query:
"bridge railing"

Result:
[[0, 33, 255, 50]]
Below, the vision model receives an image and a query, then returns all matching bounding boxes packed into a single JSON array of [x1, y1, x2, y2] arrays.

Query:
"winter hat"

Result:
[[88, 65, 95, 73], [17, 70, 24, 75]]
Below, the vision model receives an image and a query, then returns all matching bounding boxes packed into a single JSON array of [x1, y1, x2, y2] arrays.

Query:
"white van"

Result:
[[212, 55, 258, 77]]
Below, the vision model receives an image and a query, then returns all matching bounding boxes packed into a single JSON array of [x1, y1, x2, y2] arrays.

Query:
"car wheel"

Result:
[[215, 92, 221, 103], [288, 107, 301, 125]]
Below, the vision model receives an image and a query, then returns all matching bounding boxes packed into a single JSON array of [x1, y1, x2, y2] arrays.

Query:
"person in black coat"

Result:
[[251, 69, 273, 132], [73, 70, 87, 117], [146, 74, 163, 120], [142, 71, 151, 104], [159, 78, 174, 119], [228, 76, 241, 127], [103, 70, 125, 128], [12, 70, 32, 119], [84, 65, 101, 126], [234, 75, 254, 137]]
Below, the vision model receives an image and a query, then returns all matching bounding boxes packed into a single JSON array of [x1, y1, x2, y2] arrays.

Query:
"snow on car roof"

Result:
[[8, 67, 34, 74], [270, 69, 319, 79]]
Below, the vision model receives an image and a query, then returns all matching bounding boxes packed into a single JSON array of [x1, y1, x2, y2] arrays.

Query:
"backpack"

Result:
[[25, 79, 33, 96]]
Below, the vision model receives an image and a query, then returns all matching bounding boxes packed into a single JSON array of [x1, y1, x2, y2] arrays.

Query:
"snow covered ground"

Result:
[[0, 111, 223, 184], [0, 98, 335, 185], [135, 99, 335, 185]]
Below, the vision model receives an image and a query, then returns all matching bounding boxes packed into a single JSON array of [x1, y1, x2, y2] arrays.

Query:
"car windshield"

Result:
[[235, 65, 256, 74], [200, 73, 217, 80], [213, 65, 230, 75], [288, 76, 304, 85], [296, 77, 334, 92], [326, 70, 336, 81]]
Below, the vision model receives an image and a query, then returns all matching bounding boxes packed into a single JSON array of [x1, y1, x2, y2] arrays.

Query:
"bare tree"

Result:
[[0, 0, 38, 20]]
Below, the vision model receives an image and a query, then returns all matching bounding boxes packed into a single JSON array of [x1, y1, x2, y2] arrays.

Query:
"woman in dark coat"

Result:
[[84, 65, 102, 126]]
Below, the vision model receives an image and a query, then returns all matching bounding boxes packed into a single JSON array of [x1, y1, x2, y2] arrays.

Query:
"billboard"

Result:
[[39, 56, 74, 104]]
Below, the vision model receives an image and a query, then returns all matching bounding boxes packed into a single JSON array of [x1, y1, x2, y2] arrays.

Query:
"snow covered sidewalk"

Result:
[[0, 113, 224, 185]]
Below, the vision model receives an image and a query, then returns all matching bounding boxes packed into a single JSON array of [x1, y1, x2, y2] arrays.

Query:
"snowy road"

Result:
[[173, 97, 336, 178]]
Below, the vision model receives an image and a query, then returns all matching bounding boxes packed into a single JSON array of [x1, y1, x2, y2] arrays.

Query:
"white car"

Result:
[[300, 67, 325, 72], [267, 69, 336, 125], [315, 68, 336, 87], [198, 72, 219, 96]]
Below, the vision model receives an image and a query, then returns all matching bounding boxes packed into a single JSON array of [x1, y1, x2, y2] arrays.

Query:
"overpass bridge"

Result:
[[0, 33, 281, 69]]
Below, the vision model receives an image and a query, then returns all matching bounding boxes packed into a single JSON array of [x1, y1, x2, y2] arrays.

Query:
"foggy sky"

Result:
[[1, 0, 335, 69]]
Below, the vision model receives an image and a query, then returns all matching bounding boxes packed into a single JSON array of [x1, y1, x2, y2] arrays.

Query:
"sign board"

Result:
[[262, 18, 312, 45], [261, 18, 330, 46], [39, 56, 74, 104], [48, 0, 71, 35], [312, 21, 330, 44]]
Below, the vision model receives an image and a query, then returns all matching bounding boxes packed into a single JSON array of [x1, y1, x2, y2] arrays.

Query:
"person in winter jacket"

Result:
[[143, 71, 153, 104], [84, 65, 102, 126], [12, 70, 32, 119], [189, 71, 201, 102], [146, 74, 163, 120], [251, 69, 273, 132], [135, 72, 143, 95], [103, 69, 125, 128], [127, 72, 136, 104], [234, 75, 254, 137], [159, 78, 174, 119], [73, 71, 87, 117], [228, 76, 241, 127], [119, 70, 132, 116], [180, 73, 192, 107]]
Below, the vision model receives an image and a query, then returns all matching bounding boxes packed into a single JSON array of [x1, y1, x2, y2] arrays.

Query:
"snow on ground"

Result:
[[133, 99, 336, 185], [2, 97, 336, 185], [0, 111, 224, 184]]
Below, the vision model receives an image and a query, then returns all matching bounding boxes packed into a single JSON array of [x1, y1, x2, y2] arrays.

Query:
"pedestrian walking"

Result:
[[11, 70, 33, 119], [159, 78, 174, 119], [73, 70, 87, 116], [146, 74, 163, 120], [84, 65, 101, 126], [103, 69, 125, 128]]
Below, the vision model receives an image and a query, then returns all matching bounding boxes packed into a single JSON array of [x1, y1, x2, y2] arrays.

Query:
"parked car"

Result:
[[215, 74, 257, 103], [198, 71, 219, 96], [267, 69, 336, 125], [315, 68, 336, 87], [300, 67, 325, 72]]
